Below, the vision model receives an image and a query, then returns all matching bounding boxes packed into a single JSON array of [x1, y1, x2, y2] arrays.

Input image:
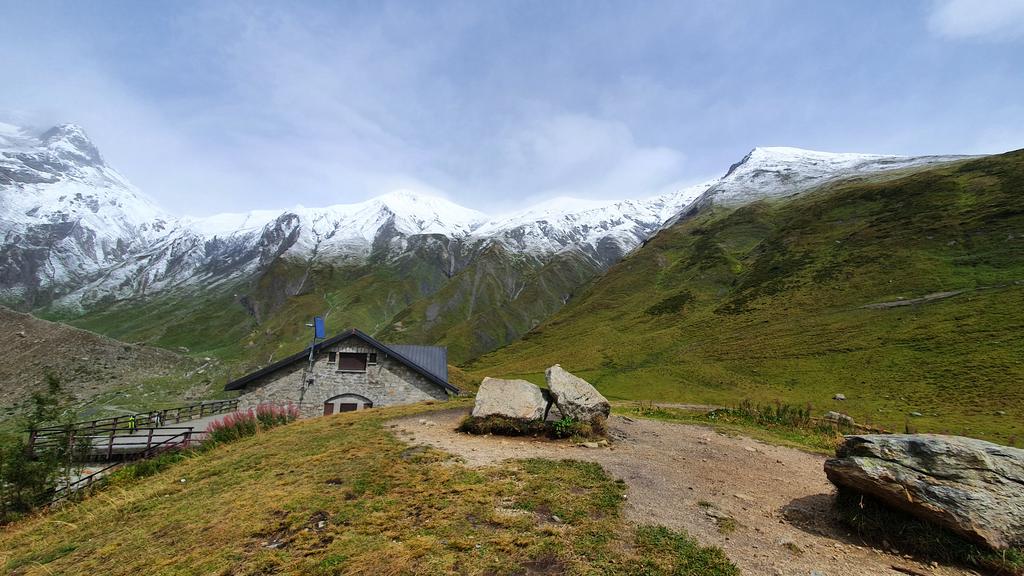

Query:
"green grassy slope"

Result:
[[0, 403, 737, 576], [469, 151, 1024, 443], [59, 283, 255, 360]]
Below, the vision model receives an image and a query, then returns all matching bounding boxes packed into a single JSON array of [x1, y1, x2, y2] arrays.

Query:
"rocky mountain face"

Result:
[[0, 122, 169, 308], [0, 304, 200, 424], [0, 121, 972, 365]]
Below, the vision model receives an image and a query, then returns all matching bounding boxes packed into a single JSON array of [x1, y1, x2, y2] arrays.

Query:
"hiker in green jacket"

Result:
[[127, 414, 136, 433]]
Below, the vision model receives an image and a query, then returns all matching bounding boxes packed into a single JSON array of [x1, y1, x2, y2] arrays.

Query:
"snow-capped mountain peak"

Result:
[[724, 146, 893, 179], [362, 189, 488, 236], [697, 146, 972, 209], [0, 123, 171, 307], [38, 123, 104, 167]]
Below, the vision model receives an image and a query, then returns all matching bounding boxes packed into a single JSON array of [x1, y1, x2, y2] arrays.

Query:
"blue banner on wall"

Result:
[[314, 316, 325, 339]]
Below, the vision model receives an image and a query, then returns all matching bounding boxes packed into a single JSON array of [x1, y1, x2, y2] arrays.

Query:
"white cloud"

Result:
[[929, 0, 1024, 40], [497, 113, 686, 205]]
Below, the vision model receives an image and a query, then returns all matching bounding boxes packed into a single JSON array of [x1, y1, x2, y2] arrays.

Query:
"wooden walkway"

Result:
[[35, 400, 240, 505], [28, 399, 238, 460]]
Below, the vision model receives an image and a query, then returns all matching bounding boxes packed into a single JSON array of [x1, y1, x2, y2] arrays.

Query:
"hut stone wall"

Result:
[[236, 336, 448, 418]]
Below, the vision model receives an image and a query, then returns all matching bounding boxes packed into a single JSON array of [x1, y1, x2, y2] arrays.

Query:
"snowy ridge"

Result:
[[696, 146, 972, 208], [188, 190, 487, 240], [0, 122, 975, 311], [473, 182, 713, 263]]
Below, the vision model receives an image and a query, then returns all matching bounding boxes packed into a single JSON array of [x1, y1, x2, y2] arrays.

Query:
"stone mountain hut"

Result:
[[225, 328, 459, 418]]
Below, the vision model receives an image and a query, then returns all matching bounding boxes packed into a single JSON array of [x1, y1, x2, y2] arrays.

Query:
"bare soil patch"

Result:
[[390, 408, 981, 576]]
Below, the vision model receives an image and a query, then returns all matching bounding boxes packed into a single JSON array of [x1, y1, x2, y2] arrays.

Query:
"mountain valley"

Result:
[[2, 120, 1019, 442]]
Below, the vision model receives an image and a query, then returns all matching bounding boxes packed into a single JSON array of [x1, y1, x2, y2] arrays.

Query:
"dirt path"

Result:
[[390, 409, 981, 576]]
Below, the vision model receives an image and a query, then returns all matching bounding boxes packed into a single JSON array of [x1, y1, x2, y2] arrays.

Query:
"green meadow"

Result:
[[469, 151, 1024, 444]]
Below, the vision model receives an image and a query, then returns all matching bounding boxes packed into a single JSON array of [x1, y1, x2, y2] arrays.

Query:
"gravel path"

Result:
[[389, 409, 981, 576]]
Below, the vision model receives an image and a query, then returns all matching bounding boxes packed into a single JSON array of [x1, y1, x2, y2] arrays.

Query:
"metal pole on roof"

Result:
[[298, 316, 325, 409]]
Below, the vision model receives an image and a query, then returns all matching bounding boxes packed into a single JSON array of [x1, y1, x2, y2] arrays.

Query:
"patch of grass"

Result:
[[624, 400, 848, 453], [0, 402, 737, 576], [835, 487, 1024, 575], [781, 541, 803, 556], [632, 525, 740, 576], [3, 543, 78, 572], [457, 414, 551, 437], [457, 414, 607, 440], [108, 450, 191, 484], [644, 290, 694, 316], [715, 516, 737, 535]]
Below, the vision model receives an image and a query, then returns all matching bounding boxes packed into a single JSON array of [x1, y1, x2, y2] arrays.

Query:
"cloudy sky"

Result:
[[1, 0, 1022, 215]]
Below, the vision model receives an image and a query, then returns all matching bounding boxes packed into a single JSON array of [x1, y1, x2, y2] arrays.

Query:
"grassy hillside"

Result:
[[0, 306, 205, 427], [0, 403, 736, 576], [469, 151, 1024, 444]]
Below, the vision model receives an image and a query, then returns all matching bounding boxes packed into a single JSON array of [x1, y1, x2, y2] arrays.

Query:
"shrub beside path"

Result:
[[390, 408, 978, 576]]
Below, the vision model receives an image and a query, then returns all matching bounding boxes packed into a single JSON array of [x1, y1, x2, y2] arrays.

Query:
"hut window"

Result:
[[368, 353, 378, 365], [338, 353, 367, 372], [328, 351, 337, 363]]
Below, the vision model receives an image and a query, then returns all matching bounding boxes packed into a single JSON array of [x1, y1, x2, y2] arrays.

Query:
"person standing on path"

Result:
[[127, 414, 136, 434]]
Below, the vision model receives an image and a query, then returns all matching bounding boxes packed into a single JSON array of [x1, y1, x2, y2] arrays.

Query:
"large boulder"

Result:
[[471, 377, 548, 420], [825, 434, 1024, 550], [545, 364, 610, 422]]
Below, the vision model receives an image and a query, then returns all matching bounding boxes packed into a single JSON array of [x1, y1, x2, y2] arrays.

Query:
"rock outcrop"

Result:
[[823, 411, 854, 426], [545, 365, 610, 422], [824, 434, 1024, 550], [471, 377, 548, 420]]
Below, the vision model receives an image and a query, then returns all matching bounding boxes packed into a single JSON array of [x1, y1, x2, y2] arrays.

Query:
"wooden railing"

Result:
[[31, 427, 202, 461], [46, 428, 206, 505], [46, 461, 123, 505], [27, 399, 237, 456]]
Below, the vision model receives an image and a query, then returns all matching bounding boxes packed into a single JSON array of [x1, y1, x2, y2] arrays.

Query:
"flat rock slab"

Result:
[[471, 377, 547, 420], [825, 434, 1024, 550]]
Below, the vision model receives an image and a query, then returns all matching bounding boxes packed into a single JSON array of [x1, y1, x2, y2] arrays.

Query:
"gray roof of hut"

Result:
[[387, 344, 449, 384]]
